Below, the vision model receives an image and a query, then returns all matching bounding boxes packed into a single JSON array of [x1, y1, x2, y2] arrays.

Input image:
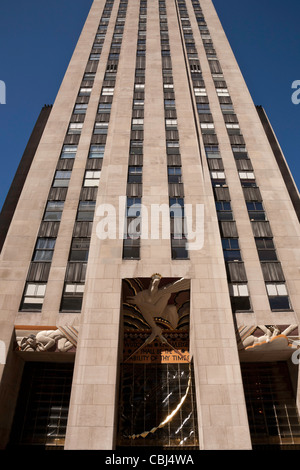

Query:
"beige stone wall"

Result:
[[200, 0, 300, 326], [0, 0, 106, 447], [65, 0, 251, 450]]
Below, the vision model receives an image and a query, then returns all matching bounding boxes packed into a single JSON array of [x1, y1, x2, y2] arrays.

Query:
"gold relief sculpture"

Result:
[[122, 275, 190, 363], [119, 276, 198, 447]]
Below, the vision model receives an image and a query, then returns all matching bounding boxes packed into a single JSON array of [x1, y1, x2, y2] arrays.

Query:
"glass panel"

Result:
[[171, 239, 189, 259], [33, 250, 54, 262], [117, 363, 198, 449], [269, 296, 291, 311], [60, 145, 77, 159], [60, 296, 83, 312], [8, 362, 74, 449], [241, 362, 300, 449]]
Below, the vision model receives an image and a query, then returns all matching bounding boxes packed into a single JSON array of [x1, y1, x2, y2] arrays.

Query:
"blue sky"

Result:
[[0, 0, 299, 211]]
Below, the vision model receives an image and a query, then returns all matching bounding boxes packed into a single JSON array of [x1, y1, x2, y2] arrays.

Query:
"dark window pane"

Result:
[[20, 301, 43, 312], [36, 239, 56, 250], [171, 239, 189, 259], [231, 296, 251, 313], [44, 212, 62, 221], [33, 251, 54, 262], [269, 296, 291, 311], [69, 250, 89, 262], [60, 297, 83, 312], [224, 250, 242, 261], [128, 174, 142, 183], [77, 212, 94, 222], [123, 239, 140, 259], [248, 212, 266, 221], [258, 250, 278, 261], [217, 212, 234, 221]]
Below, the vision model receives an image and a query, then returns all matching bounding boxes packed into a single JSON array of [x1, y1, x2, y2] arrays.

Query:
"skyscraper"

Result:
[[0, 0, 300, 451]]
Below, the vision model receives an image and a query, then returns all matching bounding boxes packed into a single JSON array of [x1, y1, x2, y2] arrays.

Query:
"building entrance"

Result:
[[8, 361, 74, 449], [241, 361, 300, 449]]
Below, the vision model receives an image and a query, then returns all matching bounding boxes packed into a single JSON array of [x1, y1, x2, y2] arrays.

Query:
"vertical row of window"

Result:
[[190, 0, 292, 312], [176, 0, 250, 312], [159, 0, 188, 260], [60, 0, 129, 311], [20, 0, 116, 312], [122, 0, 147, 259]]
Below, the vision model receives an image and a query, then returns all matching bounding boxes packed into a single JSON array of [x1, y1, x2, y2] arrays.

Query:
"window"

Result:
[[94, 122, 108, 134], [222, 238, 241, 261], [221, 104, 234, 114], [128, 166, 142, 184], [73, 104, 88, 114], [126, 197, 141, 217], [168, 167, 182, 183], [104, 71, 117, 80], [134, 84, 145, 91], [226, 123, 240, 134], [166, 141, 180, 155], [266, 283, 291, 310], [164, 99, 175, 109], [77, 201, 96, 221], [194, 87, 207, 96], [216, 88, 230, 97], [60, 283, 85, 312], [232, 146, 248, 159], [205, 145, 221, 158], [130, 141, 143, 155], [102, 87, 114, 96], [88, 144, 105, 159], [239, 171, 255, 180], [123, 238, 140, 259], [33, 238, 56, 262], [69, 238, 90, 262], [21, 283, 47, 311], [132, 118, 144, 130], [188, 52, 199, 59], [67, 123, 83, 135], [79, 87, 92, 96], [43, 201, 64, 221], [83, 72, 95, 81], [197, 104, 211, 114], [229, 283, 251, 312], [216, 202, 234, 221], [170, 197, 184, 217], [241, 182, 259, 191], [98, 103, 111, 113], [165, 119, 177, 130], [255, 238, 278, 261], [210, 171, 225, 180], [171, 238, 188, 260], [200, 123, 215, 134], [211, 179, 227, 188], [212, 73, 224, 80], [89, 53, 100, 60], [60, 145, 77, 159], [53, 171, 72, 188], [247, 202, 266, 221], [83, 171, 101, 187], [133, 99, 144, 108]]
